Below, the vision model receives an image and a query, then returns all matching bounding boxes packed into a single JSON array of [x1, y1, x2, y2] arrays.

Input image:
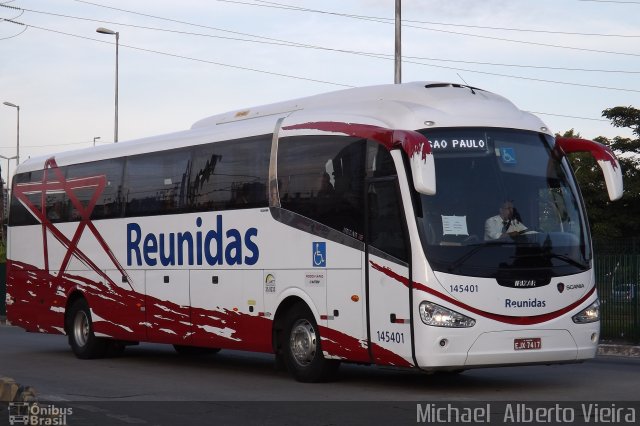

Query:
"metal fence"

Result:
[[594, 239, 640, 344], [0, 263, 5, 316]]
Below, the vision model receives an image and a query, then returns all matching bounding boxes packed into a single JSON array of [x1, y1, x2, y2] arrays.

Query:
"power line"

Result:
[[5, 4, 639, 75], [218, 0, 640, 57], [1, 18, 354, 88], [529, 112, 608, 122], [252, 0, 640, 38], [0, 25, 27, 40], [0, 140, 108, 148], [2, 4, 630, 124], [401, 56, 640, 94], [3, 17, 639, 96], [68, 0, 640, 57], [577, 0, 640, 4]]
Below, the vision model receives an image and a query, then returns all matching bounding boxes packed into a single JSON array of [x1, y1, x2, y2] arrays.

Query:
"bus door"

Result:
[[276, 114, 374, 361], [365, 173, 413, 366]]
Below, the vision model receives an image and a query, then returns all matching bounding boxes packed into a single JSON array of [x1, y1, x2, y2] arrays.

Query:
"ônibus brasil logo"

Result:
[[9, 402, 73, 426]]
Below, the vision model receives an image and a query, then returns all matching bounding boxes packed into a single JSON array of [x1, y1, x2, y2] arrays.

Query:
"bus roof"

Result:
[[16, 81, 549, 174]]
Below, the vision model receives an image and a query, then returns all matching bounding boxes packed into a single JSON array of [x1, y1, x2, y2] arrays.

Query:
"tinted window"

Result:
[[368, 179, 408, 262], [366, 141, 397, 178], [278, 135, 366, 240], [189, 135, 270, 211], [66, 158, 124, 220], [9, 170, 44, 226], [124, 149, 191, 217]]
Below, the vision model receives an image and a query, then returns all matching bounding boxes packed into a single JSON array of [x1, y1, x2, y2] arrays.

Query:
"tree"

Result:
[[561, 107, 640, 239]]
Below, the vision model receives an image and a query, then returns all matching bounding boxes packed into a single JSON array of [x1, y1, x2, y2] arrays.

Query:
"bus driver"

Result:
[[485, 200, 528, 240]]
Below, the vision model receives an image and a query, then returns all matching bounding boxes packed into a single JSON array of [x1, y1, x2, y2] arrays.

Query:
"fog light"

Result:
[[572, 300, 600, 324], [419, 301, 475, 328]]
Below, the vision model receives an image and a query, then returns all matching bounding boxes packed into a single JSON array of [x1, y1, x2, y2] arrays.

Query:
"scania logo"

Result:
[[566, 283, 585, 291], [557, 283, 565, 293]]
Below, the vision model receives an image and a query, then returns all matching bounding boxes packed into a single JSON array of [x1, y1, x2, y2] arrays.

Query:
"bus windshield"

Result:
[[416, 127, 590, 279]]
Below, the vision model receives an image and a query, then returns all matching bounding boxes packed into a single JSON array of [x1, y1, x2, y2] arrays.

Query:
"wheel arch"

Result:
[[271, 291, 321, 354]]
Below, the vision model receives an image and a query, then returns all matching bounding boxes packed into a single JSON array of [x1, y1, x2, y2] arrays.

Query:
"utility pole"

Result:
[[394, 0, 401, 84]]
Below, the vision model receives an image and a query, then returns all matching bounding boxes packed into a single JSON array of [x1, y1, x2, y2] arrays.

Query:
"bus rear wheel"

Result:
[[67, 298, 107, 359], [282, 303, 339, 382]]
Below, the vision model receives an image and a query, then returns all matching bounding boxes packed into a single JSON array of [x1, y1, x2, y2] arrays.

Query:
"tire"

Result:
[[66, 298, 107, 359], [173, 345, 221, 356], [282, 303, 339, 382]]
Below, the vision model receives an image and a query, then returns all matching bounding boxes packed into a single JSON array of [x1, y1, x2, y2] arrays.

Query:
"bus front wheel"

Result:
[[282, 303, 339, 382], [67, 298, 107, 359]]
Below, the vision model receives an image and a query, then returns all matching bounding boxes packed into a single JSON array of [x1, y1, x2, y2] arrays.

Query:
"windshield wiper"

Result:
[[447, 241, 518, 273], [512, 253, 588, 269], [546, 253, 589, 269]]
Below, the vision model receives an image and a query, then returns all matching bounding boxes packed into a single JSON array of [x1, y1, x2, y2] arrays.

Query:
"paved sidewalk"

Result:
[[597, 343, 640, 358]]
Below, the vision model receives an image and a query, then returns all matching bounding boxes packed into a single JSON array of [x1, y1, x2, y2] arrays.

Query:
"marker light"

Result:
[[419, 301, 476, 328], [572, 300, 600, 324]]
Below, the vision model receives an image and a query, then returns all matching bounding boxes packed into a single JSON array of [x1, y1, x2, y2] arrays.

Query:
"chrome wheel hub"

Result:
[[73, 311, 90, 347], [290, 319, 317, 367]]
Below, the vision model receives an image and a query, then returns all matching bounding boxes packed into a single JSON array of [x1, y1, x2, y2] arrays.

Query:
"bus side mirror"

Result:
[[394, 130, 436, 195], [555, 137, 623, 201]]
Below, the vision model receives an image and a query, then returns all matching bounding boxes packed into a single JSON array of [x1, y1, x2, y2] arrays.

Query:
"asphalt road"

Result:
[[1, 325, 639, 425]]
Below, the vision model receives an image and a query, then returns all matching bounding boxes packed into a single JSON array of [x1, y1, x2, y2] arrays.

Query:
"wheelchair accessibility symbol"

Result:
[[313, 242, 326, 267], [501, 147, 517, 164]]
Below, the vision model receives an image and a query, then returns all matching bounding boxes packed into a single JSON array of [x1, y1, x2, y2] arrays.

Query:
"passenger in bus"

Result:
[[317, 172, 334, 199], [484, 200, 527, 240]]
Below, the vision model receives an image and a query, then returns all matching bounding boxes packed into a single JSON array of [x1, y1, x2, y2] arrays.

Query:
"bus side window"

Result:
[[66, 158, 125, 220], [278, 135, 365, 239], [9, 170, 44, 226], [124, 149, 191, 217], [189, 135, 270, 212]]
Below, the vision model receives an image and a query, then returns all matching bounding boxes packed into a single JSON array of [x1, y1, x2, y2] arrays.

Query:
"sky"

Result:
[[1, 0, 639, 183]]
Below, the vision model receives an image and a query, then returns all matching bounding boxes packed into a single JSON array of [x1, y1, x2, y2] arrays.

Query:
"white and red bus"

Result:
[[6, 82, 623, 382]]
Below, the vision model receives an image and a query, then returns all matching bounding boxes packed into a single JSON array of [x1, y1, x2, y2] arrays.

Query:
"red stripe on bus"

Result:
[[282, 122, 432, 161], [370, 261, 595, 326]]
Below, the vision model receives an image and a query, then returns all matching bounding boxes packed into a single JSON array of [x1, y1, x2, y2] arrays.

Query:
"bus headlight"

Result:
[[572, 300, 600, 324], [419, 301, 476, 328]]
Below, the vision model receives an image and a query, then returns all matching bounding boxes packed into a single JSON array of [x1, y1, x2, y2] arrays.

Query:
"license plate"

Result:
[[514, 337, 542, 351]]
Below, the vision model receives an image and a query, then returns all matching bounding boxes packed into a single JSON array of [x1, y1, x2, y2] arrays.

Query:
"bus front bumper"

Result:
[[416, 326, 599, 370]]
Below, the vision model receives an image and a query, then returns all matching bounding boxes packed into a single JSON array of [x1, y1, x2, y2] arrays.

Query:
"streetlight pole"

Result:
[[3, 101, 20, 164], [93, 136, 101, 147], [0, 154, 17, 246], [394, 0, 401, 84], [0, 155, 17, 192], [96, 27, 119, 143]]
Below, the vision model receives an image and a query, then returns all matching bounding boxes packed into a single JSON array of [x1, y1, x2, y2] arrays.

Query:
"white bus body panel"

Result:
[[7, 82, 604, 373]]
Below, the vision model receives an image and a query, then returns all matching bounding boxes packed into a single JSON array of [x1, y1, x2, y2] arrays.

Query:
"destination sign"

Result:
[[428, 138, 487, 151]]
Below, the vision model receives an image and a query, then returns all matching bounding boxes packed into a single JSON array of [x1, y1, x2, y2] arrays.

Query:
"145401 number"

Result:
[[449, 284, 479, 293], [376, 331, 405, 344]]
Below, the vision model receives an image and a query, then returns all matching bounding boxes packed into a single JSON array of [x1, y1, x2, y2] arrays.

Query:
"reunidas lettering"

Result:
[[127, 215, 259, 267], [504, 298, 547, 308]]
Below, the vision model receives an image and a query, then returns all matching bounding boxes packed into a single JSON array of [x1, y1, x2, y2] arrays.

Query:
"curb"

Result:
[[597, 344, 640, 358]]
